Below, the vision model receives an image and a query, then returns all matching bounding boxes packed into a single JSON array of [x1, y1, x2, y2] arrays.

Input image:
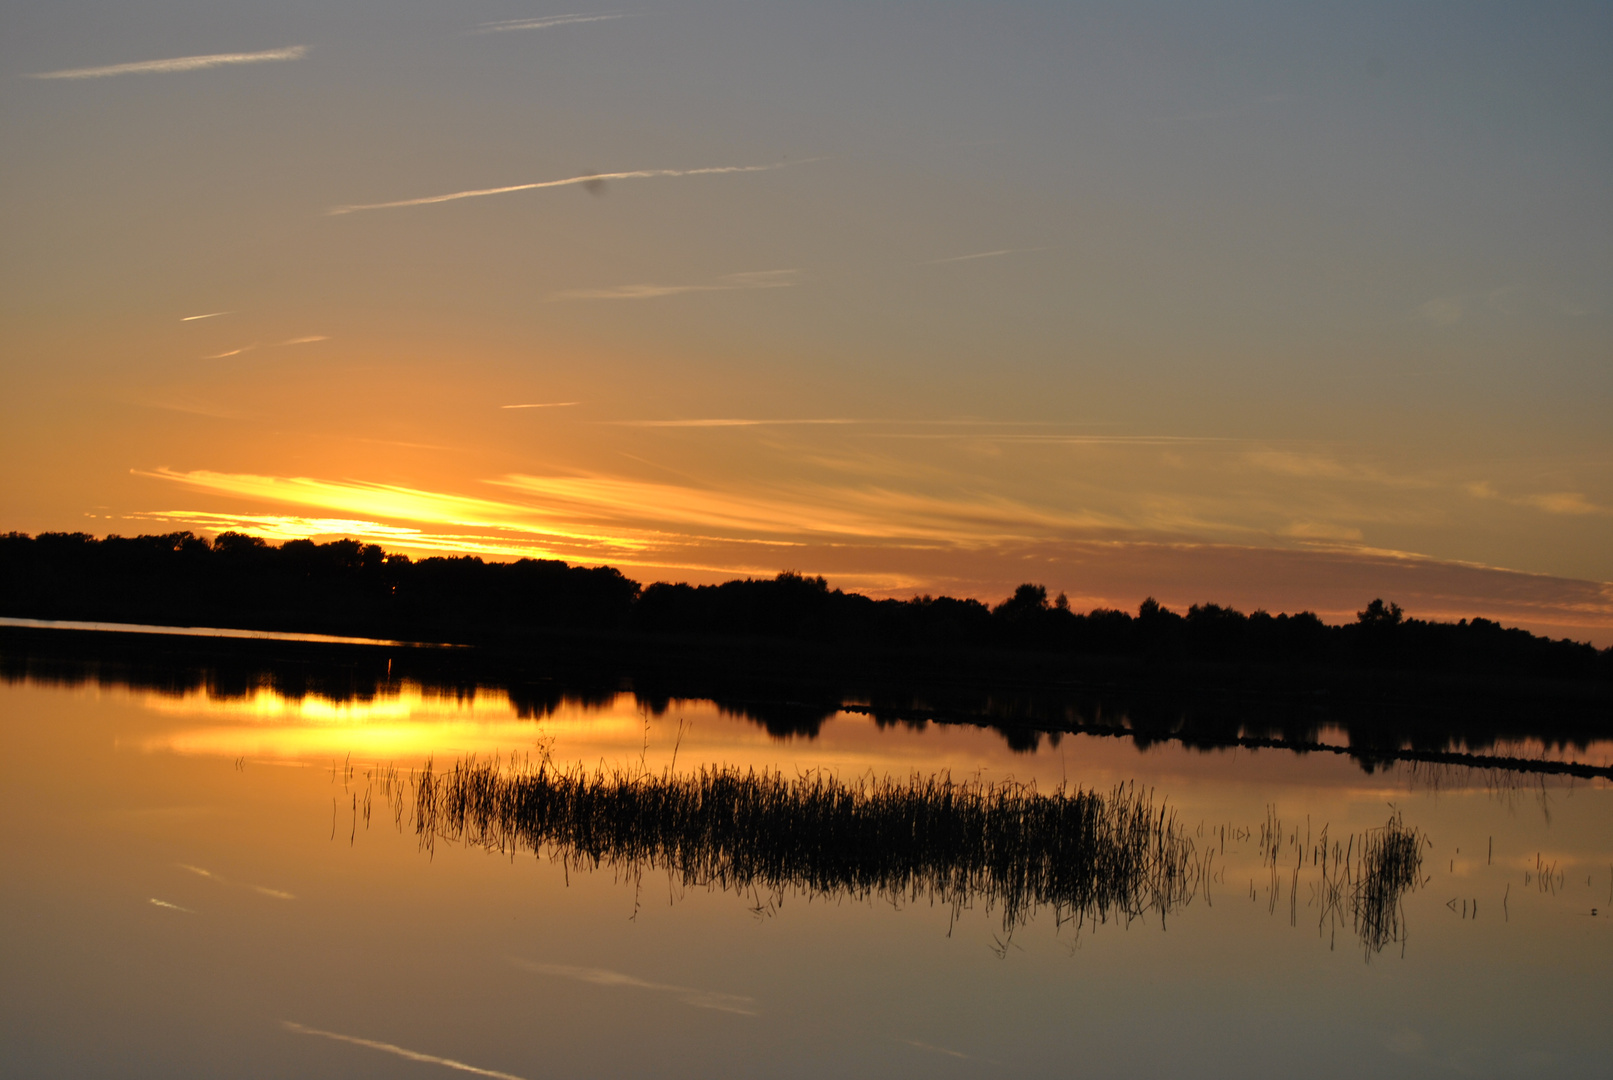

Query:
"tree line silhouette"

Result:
[[2, 530, 1609, 683]]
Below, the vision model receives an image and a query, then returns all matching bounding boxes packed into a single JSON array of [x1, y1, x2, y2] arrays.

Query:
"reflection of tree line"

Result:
[[365, 756, 1424, 956], [4, 631, 1609, 780]]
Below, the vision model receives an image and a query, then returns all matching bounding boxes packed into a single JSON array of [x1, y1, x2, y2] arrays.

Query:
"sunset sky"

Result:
[[3, 2, 1610, 639]]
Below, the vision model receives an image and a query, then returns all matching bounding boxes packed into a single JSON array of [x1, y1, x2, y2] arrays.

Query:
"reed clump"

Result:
[[401, 758, 1200, 932], [1305, 811, 1426, 956]]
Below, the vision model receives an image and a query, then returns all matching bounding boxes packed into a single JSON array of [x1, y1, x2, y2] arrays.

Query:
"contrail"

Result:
[[472, 14, 630, 34], [27, 46, 306, 80], [181, 311, 230, 322], [328, 163, 786, 215], [282, 1022, 529, 1080]]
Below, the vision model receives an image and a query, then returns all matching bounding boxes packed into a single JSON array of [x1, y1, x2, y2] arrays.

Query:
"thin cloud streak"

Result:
[[550, 270, 796, 302], [917, 248, 1024, 265], [27, 46, 306, 80], [203, 335, 327, 359], [501, 402, 580, 409], [471, 14, 631, 34], [609, 418, 855, 427], [181, 312, 230, 322], [512, 960, 758, 1015], [868, 433, 1234, 445], [605, 417, 1072, 428], [282, 1022, 528, 1080], [899, 1039, 981, 1061], [328, 164, 787, 215]]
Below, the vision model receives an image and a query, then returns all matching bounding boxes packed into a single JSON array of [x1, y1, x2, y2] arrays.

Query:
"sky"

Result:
[[2, 1, 1610, 640]]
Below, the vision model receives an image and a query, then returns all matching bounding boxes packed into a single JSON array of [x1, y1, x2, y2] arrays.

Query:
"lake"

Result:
[[2, 644, 1610, 1078]]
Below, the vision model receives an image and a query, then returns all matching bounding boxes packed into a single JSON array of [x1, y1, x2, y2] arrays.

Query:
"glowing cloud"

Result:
[[132, 462, 1613, 641], [180, 311, 230, 322], [26, 46, 307, 80], [500, 402, 580, 409], [136, 468, 641, 552], [327, 164, 787, 215]]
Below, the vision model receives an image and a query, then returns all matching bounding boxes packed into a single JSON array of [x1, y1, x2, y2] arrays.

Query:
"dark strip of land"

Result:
[[4, 531, 1610, 687]]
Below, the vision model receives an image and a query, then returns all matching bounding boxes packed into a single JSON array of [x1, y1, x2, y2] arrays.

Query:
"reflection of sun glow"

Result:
[[137, 684, 648, 761], [141, 684, 524, 725]]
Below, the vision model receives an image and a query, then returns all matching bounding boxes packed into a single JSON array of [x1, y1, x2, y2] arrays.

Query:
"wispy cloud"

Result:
[[181, 311, 230, 322], [606, 417, 1068, 429], [132, 511, 573, 559], [550, 269, 796, 301], [282, 1022, 528, 1080], [136, 468, 640, 552], [898, 1038, 987, 1062], [471, 13, 631, 34], [27, 46, 306, 80], [1467, 481, 1612, 518], [133, 464, 1613, 639], [870, 433, 1233, 445], [609, 418, 854, 427], [501, 402, 580, 409], [204, 335, 327, 359], [512, 960, 758, 1015], [491, 471, 1116, 544], [149, 898, 193, 913], [917, 247, 1040, 266], [328, 164, 786, 215]]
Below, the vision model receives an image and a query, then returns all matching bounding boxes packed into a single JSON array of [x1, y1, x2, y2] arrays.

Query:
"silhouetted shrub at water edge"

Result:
[[1, 531, 1609, 682]]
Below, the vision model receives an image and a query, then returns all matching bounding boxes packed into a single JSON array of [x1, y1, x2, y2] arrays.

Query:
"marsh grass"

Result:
[[366, 758, 1430, 954], [383, 757, 1201, 934], [1285, 811, 1426, 957]]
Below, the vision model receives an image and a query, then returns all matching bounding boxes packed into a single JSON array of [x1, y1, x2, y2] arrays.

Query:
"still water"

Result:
[[2, 671, 1610, 1078]]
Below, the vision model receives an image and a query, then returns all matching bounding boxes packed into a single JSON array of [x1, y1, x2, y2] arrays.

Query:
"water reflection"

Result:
[[6, 631, 1608, 779], [350, 754, 1429, 956], [4, 649, 1610, 1076], [6, 631, 1606, 783], [136, 682, 555, 760]]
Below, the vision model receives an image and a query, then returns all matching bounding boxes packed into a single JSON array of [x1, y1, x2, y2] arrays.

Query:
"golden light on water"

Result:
[[135, 684, 638, 761]]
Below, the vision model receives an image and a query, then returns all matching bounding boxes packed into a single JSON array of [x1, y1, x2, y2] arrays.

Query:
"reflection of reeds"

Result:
[[1308, 812, 1426, 957], [393, 758, 1201, 933]]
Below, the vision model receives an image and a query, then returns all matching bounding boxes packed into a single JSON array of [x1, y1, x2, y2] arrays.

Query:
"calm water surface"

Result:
[[2, 674, 1610, 1078]]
